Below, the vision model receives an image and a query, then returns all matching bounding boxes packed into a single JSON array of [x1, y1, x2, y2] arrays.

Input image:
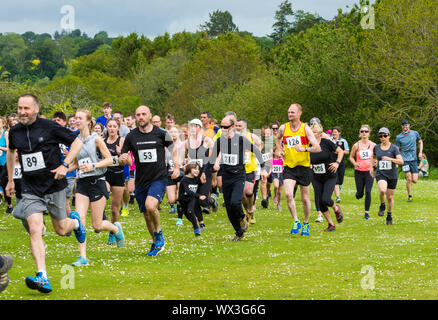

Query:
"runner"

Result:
[[373, 127, 404, 225], [211, 116, 267, 241], [166, 125, 185, 216], [104, 118, 126, 245], [331, 126, 349, 203], [309, 122, 344, 232], [236, 118, 262, 223], [0, 116, 13, 214], [95, 102, 113, 127], [275, 104, 321, 236], [349, 125, 376, 219], [6, 93, 86, 293], [71, 109, 125, 266], [119, 105, 180, 256], [270, 146, 284, 211], [395, 120, 423, 202]]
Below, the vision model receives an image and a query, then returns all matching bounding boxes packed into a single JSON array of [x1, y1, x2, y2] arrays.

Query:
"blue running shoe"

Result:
[[69, 211, 86, 243], [114, 222, 125, 248], [301, 223, 310, 236], [146, 242, 164, 256], [194, 228, 201, 236], [107, 233, 115, 245], [71, 256, 89, 267], [169, 205, 176, 214], [364, 212, 370, 220], [25, 272, 52, 293], [154, 230, 165, 248], [290, 221, 302, 234]]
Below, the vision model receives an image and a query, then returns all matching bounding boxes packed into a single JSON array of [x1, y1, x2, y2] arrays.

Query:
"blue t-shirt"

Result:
[[395, 130, 421, 162], [0, 129, 6, 166], [96, 115, 113, 127]]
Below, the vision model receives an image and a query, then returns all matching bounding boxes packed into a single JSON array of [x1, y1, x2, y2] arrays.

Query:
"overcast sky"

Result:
[[1, 0, 367, 39]]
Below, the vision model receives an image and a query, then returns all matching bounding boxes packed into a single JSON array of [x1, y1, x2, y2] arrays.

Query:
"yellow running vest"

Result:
[[245, 132, 258, 174], [283, 122, 310, 168]]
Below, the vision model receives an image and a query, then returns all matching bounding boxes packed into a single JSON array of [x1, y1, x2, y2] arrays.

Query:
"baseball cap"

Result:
[[378, 127, 390, 135], [401, 120, 409, 125], [189, 119, 202, 127]]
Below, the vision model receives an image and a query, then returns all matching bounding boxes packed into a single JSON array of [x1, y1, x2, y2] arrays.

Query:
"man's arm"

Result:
[[51, 137, 83, 179]]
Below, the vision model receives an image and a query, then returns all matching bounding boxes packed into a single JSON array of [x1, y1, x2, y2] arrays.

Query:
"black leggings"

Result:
[[178, 198, 203, 229], [223, 175, 246, 237], [354, 170, 374, 211], [312, 175, 337, 213], [0, 165, 12, 206]]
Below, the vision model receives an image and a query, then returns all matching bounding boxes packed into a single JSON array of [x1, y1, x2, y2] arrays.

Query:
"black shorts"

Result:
[[167, 170, 184, 186], [76, 177, 109, 202], [105, 170, 125, 187], [375, 175, 398, 190], [245, 172, 256, 184], [283, 166, 312, 187], [336, 162, 346, 185]]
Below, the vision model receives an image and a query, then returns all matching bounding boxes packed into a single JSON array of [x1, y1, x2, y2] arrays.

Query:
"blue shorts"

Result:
[[135, 180, 167, 213], [124, 165, 130, 182], [402, 160, 418, 174]]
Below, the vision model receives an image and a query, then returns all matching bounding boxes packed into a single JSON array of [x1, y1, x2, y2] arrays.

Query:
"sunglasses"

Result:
[[379, 134, 389, 138], [271, 127, 278, 130], [360, 130, 369, 133], [221, 124, 233, 129]]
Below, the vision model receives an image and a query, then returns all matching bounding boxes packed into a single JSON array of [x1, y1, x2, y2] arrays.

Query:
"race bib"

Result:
[[188, 184, 198, 193], [22, 152, 46, 172], [244, 152, 250, 164], [13, 165, 22, 179], [359, 150, 371, 160], [286, 136, 302, 149], [262, 153, 271, 162], [402, 164, 410, 172], [313, 163, 326, 174], [378, 160, 392, 170], [138, 149, 157, 163], [110, 155, 119, 167], [78, 157, 92, 174], [222, 153, 238, 166], [272, 165, 283, 174]]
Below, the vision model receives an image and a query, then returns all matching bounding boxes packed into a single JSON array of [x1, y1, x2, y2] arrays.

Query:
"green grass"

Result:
[[1, 175, 437, 300]]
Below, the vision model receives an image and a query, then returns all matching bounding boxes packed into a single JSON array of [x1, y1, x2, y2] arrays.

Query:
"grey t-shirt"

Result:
[[373, 143, 401, 180]]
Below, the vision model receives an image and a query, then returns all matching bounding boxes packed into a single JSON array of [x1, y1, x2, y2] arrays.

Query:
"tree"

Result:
[[200, 10, 238, 37], [289, 10, 326, 35], [270, 0, 294, 43]]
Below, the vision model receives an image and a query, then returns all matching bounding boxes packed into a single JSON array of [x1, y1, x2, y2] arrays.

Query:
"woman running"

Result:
[[70, 109, 125, 266], [349, 125, 376, 220], [104, 118, 126, 245], [373, 127, 404, 225], [166, 126, 185, 215], [309, 122, 344, 232], [270, 146, 284, 211], [0, 116, 13, 214]]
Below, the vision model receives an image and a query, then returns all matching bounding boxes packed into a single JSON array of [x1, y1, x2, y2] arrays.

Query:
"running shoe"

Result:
[[5, 206, 13, 214], [386, 215, 393, 226], [249, 213, 256, 224], [334, 205, 343, 223], [364, 212, 370, 219], [261, 198, 268, 209], [301, 223, 310, 236], [147, 242, 164, 256], [107, 232, 115, 245], [202, 207, 210, 215], [69, 211, 86, 243], [240, 215, 249, 232], [408, 195, 413, 203], [231, 235, 245, 241], [378, 204, 385, 217], [114, 222, 125, 248], [120, 208, 129, 217], [154, 230, 165, 249], [277, 203, 281, 211], [210, 193, 219, 212], [290, 221, 302, 234], [72, 256, 89, 267], [0, 255, 13, 293], [194, 228, 201, 236], [324, 224, 336, 232], [336, 197, 341, 203], [25, 272, 52, 293], [169, 205, 176, 214], [176, 218, 183, 226], [129, 194, 135, 204], [315, 215, 324, 223], [199, 223, 206, 232]]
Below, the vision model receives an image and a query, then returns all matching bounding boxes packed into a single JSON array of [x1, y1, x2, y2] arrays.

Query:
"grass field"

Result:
[[0, 174, 437, 300]]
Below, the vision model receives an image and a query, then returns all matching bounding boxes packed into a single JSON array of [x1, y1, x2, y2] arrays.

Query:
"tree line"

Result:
[[0, 0, 437, 163]]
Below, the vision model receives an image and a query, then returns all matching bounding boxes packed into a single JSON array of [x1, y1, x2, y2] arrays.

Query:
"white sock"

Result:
[[73, 219, 79, 230], [123, 204, 129, 209], [38, 270, 47, 278]]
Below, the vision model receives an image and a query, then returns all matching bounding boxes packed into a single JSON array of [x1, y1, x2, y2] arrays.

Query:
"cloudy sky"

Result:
[[1, 0, 366, 39]]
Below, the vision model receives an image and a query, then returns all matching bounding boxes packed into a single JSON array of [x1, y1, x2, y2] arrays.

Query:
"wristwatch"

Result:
[[62, 161, 69, 169]]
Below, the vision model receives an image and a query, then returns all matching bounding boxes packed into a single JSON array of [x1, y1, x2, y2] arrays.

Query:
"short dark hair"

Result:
[[102, 102, 112, 108], [113, 110, 124, 117], [126, 113, 135, 119], [52, 111, 66, 121], [184, 161, 201, 175], [201, 111, 212, 118], [68, 114, 76, 120], [332, 126, 341, 133], [237, 118, 247, 126]]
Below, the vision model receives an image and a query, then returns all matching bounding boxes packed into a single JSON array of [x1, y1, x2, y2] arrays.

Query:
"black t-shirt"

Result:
[[8, 117, 78, 197], [105, 136, 124, 173], [121, 126, 173, 186], [310, 138, 337, 179], [373, 143, 401, 180], [177, 176, 201, 203]]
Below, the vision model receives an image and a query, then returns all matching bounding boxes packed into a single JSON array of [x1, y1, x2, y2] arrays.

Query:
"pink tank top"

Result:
[[355, 141, 373, 171], [270, 157, 284, 173], [129, 152, 135, 171]]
